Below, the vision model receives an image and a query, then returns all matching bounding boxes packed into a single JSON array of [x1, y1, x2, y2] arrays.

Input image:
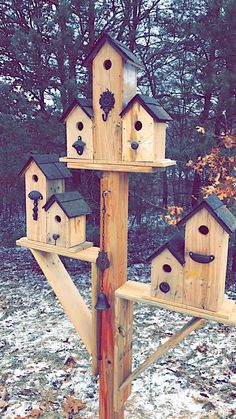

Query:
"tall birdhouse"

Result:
[[19, 155, 72, 242], [178, 195, 236, 311], [61, 98, 93, 160], [120, 94, 172, 162], [83, 33, 144, 161], [147, 233, 185, 304], [43, 191, 91, 248]]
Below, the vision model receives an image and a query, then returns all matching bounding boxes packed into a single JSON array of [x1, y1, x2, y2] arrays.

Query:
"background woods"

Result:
[[0, 0, 235, 269]]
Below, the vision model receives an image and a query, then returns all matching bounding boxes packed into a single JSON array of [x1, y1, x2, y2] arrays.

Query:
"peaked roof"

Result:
[[43, 191, 91, 218], [19, 154, 72, 180], [83, 33, 144, 69], [120, 94, 172, 122], [60, 97, 93, 122], [177, 195, 236, 234], [147, 233, 185, 265]]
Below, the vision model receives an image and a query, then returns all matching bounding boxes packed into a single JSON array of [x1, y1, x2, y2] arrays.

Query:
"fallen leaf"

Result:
[[63, 395, 86, 414]]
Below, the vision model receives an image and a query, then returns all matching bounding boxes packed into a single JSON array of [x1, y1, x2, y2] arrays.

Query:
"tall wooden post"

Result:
[[99, 171, 130, 419]]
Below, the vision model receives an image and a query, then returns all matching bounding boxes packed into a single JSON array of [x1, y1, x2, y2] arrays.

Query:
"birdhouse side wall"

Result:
[[153, 122, 166, 160], [65, 106, 93, 160], [122, 102, 154, 162], [47, 179, 65, 196], [93, 42, 123, 161], [68, 215, 86, 247], [184, 207, 229, 311], [123, 63, 137, 107], [25, 161, 47, 242], [46, 202, 69, 247], [150, 248, 184, 304]]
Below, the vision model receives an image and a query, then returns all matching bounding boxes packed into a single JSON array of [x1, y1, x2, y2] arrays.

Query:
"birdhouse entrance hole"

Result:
[[55, 215, 62, 223], [103, 59, 112, 70], [199, 225, 209, 235], [134, 121, 142, 131], [32, 175, 38, 182], [77, 122, 84, 131], [163, 264, 172, 273]]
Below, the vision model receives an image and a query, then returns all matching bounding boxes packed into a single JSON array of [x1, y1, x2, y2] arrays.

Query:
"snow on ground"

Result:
[[0, 246, 235, 418]]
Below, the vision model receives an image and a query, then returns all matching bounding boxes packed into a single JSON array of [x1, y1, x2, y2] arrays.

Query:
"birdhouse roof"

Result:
[[83, 33, 144, 69], [120, 94, 172, 122], [177, 195, 236, 234], [60, 97, 93, 121], [147, 232, 185, 265], [43, 191, 91, 218], [19, 154, 72, 180]]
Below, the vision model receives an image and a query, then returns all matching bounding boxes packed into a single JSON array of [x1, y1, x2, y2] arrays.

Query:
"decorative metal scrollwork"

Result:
[[99, 89, 115, 121]]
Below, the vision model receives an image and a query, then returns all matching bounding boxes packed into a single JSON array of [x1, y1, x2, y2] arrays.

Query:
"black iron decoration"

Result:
[[99, 89, 115, 121], [95, 190, 111, 311], [28, 190, 43, 220], [72, 136, 86, 156]]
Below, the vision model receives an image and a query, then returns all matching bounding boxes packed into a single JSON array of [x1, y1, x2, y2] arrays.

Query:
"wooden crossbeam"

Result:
[[31, 250, 93, 354], [119, 317, 205, 395]]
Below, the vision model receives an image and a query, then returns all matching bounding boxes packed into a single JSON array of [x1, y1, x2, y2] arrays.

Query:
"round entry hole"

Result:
[[163, 264, 172, 273], [77, 122, 84, 131], [135, 121, 142, 131], [199, 225, 209, 235], [55, 215, 61, 223], [103, 59, 112, 70], [32, 175, 38, 182]]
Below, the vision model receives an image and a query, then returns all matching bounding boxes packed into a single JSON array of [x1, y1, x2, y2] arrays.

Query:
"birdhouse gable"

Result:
[[43, 191, 91, 218], [60, 97, 93, 122], [120, 94, 172, 122], [147, 233, 185, 266], [19, 154, 72, 180], [178, 195, 236, 234], [83, 33, 144, 69]]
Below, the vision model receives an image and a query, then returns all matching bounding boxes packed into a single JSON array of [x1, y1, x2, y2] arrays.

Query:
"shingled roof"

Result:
[[120, 94, 172, 122], [60, 97, 93, 122], [177, 195, 236, 234], [147, 232, 185, 265], [83, 33, 144, 69], [43, 191, 91, 218], [19, 154, 72, 180]]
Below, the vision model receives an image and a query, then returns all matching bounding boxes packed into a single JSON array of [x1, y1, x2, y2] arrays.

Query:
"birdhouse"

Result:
[[178, 195, 236, 312], [61, 97, 93, 160], [147, 233, 185, 304], [19, 154, 72, 242], [83, 33, 144, 161], [43, 191, 91, 248], [120, 94, 172, 162]]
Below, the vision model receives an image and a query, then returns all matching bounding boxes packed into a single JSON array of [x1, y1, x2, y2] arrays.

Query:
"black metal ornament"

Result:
[[72, 136, 86, 156], [28, 190, 43, 220], [99, 89, 115, 121], [95, 190, 111, 311], [96, 249, 110, 271]]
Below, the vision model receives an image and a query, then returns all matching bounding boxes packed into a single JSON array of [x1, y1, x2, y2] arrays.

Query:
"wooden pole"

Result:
[[99, 171, 130, 419]]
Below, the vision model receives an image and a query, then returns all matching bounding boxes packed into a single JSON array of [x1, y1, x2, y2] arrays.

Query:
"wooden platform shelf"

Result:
[[16, 237, 100, 376], [16, 237, 99, 263], [114, 280, 236, 411], [115, 280, 236, 326], [60, 157, 176, 173]]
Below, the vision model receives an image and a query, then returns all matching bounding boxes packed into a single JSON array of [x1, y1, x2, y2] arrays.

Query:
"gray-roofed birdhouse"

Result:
[[178, 195, 236, 311], [83, 33, 144, 161], [147, 233, 185, 304], [120, 94, 172, 162], [43, 191, 91, 248], [19, 154, 72, 243], [61, 97, 93, 160]]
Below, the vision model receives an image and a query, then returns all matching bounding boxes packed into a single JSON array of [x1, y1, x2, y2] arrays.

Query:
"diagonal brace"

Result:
[[31, 249, 93, 354], [119, 317, 205, 393]]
